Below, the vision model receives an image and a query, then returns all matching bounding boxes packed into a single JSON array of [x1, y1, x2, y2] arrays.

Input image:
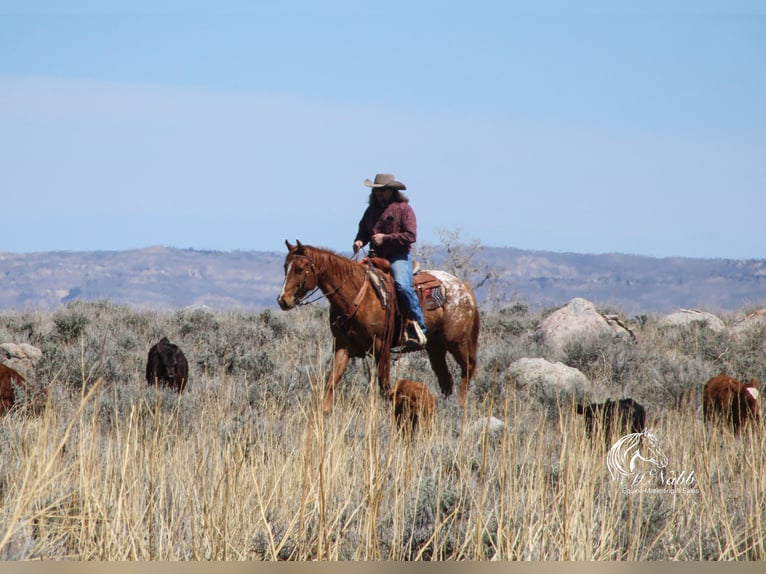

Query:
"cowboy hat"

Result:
[[364, 173, 407, 190]]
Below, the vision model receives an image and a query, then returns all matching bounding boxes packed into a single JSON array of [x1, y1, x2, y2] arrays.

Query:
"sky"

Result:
[[1, 0, 764, 259]]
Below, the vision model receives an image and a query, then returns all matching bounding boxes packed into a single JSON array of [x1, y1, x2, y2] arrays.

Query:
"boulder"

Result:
[[729, 309, 766, 339], [467, 416, 505, 440], [536, 297, 634, 353], [505, 357, 591, 401], [0, 342, 43, 379], [657, 309, 725, 332], [0, 343, 43, 363]]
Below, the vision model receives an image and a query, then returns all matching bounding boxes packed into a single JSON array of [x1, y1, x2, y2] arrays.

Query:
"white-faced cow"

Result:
[[703, 373, 760, 433], [146, 337, 189, 393], [576, 398, 647, 442]]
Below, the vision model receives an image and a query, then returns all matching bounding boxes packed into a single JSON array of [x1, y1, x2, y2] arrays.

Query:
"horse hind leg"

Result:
[[426, 342, 455, 399], [439, 327, 477, 408], [453, 344, 477, 408]]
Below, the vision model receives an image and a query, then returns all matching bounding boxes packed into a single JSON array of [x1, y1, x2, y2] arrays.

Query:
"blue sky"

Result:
[[1, 0, 764, 259]]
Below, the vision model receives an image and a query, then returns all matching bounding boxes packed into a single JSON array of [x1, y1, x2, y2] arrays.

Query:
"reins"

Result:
[[285, 243, 399, 397]]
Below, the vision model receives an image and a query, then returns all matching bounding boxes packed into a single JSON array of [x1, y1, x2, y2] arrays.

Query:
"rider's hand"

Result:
[[353, 240, 364, 253]]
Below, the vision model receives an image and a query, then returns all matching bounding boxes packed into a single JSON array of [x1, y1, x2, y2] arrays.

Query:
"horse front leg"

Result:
[[376, 354, 391, 399], [323, 346, 350, 414]]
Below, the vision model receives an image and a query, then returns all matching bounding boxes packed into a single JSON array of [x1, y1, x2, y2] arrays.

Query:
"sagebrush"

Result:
[[0, 299, 763, 560]]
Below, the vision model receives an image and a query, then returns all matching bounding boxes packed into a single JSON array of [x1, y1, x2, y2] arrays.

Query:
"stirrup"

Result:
[[392, 339, 423, 354], [392, 322, 427, 353], [410, 322, 427, 346]]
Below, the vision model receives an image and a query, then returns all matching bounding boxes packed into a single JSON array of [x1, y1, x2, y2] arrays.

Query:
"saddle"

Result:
[[361, 256, 446, 313]]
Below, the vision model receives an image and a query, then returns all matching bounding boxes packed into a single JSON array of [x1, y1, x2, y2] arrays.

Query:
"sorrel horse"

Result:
[[277, 240, 480, 413]]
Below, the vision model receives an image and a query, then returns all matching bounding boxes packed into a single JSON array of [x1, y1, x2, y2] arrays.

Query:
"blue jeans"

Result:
[[388, 253, 427, 333]]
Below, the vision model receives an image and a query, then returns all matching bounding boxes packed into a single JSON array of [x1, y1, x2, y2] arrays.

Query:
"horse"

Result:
[[277, 240, 480, 414]]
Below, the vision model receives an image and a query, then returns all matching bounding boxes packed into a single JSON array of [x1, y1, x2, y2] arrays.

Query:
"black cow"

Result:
[[146, 337, 189, 392], [576, 398, 646, 441]]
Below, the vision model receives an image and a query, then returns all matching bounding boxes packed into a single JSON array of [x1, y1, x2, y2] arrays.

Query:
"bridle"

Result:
[[290, 252, 322, 306], [291, 249, 361, 307]]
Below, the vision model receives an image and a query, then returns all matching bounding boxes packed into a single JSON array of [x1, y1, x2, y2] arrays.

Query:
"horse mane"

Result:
[[300, 244, 365, 285]]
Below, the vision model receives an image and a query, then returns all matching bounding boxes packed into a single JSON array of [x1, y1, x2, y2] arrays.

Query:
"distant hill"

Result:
[[473, 247, 766, 315], [1, 245, 765, 315]]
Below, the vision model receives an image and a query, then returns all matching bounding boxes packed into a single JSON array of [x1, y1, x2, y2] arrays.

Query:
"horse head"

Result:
[[277, 239, 318, 309]]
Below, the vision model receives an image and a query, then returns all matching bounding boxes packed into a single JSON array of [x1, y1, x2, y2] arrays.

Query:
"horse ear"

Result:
[[285, 239, 295, 251], [296, 239, 305, 253]]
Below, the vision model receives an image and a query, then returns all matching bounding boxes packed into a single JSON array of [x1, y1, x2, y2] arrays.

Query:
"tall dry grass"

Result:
[[0, 300, 763, 560]]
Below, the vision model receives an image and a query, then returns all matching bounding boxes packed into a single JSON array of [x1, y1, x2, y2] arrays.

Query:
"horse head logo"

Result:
[[606, 431, 669, 481]]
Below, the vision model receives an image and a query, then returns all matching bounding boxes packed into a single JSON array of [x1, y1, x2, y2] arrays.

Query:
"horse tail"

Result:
[[462, 281, 481, 374], [470, 296, 481, 363]]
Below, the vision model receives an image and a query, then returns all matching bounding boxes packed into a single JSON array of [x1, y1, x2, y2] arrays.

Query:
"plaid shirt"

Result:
[[354, 200, 417, 258]]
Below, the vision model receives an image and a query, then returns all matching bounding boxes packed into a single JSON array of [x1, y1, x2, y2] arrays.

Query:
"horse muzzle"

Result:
[[277, 295, 296, 310]]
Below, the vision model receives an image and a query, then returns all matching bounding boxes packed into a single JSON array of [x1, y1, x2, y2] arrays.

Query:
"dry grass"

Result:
[[0, 372, 763, 560], [0, 301, 763, 560]]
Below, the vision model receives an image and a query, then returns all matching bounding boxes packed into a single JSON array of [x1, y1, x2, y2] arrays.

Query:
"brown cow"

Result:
[[0, 363, 47, 416], [703, 373, 761, 432], [146, 337, 189, 392], [390, 379, 435, 434]]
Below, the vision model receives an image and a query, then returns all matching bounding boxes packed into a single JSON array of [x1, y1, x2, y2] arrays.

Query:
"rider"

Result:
[[353, 173, 428, 350]]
